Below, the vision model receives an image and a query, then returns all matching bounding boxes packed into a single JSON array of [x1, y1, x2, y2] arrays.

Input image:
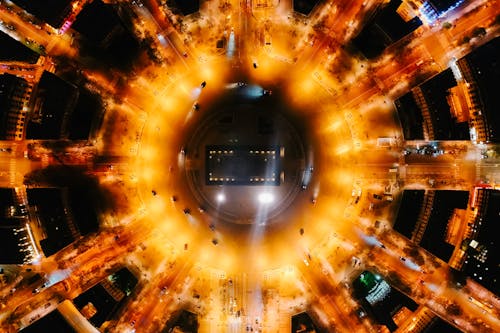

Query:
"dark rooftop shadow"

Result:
[[23, 165, 116, 217], [0, 31, 40, 64], [19, 309, 75, 333], [293, 0, 322, 16], [10, 0, 73, 29], [72, 0, 142, 73], [169, 0, 200, 16], [162, 309, 199, 333], [291, 312, 327, 333]]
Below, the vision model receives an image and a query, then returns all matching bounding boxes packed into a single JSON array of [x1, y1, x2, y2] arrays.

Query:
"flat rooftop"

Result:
[[10, 0, 73, 28], [206, 145, 281, 186], [0, 31, 40, 64]]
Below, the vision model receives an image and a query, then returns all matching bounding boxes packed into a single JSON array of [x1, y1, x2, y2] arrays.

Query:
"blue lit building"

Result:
[[420, 0, 464, 23], [353, 271, 418, 332]]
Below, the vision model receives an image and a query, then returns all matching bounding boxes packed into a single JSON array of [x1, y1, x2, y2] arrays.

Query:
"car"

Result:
[[264, 34, 271, 45], [356, 308, 367, 318], [303, 258, 309, 266]]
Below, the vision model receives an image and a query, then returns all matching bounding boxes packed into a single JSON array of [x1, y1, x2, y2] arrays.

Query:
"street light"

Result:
[[257, 192, 274, 204], [216, 193, 226, 203]]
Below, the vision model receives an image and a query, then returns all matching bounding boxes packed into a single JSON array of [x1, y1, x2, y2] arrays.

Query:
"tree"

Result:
[[448, 267, 467, 289], [442, 22, 452, 29], [472, 27, 487, 38], [445, 302, 462, 316], [495, 14, 500, 26], [461, 36, 471, 45], [405, 245, 425, 266]]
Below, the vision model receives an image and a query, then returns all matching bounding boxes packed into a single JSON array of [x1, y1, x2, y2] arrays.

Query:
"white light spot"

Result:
[[258, 192, 274, 204], [216, 193, 226, 203]]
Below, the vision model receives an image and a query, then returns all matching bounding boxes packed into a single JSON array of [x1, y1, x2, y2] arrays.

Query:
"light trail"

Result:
[[227, 30, 236, 59]]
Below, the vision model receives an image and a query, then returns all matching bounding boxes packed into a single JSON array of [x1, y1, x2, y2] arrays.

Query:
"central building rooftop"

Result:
[[182, 83, 313, 225]]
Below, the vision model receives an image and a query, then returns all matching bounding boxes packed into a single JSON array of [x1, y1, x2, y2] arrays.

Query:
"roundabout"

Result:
[[133, 64, 355, 272]]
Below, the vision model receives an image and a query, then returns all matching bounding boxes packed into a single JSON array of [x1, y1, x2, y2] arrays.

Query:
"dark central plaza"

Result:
[[183, 83, 313, 224]]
